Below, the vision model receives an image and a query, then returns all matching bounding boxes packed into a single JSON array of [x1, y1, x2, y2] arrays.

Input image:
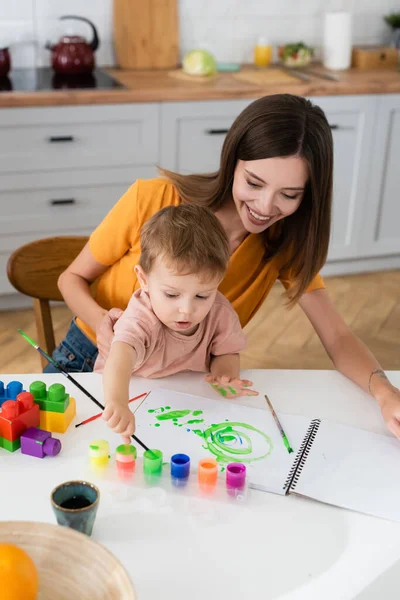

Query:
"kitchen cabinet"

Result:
[[160, 100, 252, 173], [361, 94, 400, 257], [0, 103, 159, 300], [309, 95, 377, 262]]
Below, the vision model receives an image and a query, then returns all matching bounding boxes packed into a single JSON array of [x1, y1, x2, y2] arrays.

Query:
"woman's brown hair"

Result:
[[160, 94, 333, 304]]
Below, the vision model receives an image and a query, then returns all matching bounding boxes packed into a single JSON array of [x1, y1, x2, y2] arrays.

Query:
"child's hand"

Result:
[[102, 401, 135, 444], [205, 375, 259, 398]]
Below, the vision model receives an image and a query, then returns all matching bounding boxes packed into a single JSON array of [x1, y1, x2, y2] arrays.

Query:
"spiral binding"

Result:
[[283, 419, 321, 493]]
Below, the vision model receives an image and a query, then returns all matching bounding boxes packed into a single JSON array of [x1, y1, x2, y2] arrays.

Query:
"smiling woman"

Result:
[[53, 93, 400, 442]]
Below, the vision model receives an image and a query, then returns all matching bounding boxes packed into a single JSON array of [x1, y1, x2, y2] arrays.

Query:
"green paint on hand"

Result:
[[227, 386, 236, 395], [156, 409, 191, 421], [217, 387, 228, 397]]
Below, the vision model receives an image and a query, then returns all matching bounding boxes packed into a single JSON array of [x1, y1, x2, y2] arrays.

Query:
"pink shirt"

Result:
[[94, 289, 246, 378]]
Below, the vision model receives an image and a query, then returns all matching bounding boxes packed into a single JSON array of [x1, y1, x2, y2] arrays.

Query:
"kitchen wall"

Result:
[[0, 0, 398, 69]]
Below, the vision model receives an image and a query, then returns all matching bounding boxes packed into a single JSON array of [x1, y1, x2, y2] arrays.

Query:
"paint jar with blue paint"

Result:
[[143, 448, 163, 483], [226, 463, 246, 498], [170, 453, 190, 487]]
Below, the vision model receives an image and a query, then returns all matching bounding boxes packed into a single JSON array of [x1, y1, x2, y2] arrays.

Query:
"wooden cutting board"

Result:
[[233, 69, 302, 85], [113, 0, 179, 69]]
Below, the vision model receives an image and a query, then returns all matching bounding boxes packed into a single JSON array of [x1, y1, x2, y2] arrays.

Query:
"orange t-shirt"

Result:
[[77, 178, 325, 343]]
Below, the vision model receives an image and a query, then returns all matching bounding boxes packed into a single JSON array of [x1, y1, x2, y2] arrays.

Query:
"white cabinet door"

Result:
[[160, 100, 253, 173], [309, 95, 377, 262], [361, 94, 400, 257], [0, 104, 159, 174]]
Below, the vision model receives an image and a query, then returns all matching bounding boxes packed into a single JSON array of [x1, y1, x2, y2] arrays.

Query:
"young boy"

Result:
[[96, 204, 258, 441]]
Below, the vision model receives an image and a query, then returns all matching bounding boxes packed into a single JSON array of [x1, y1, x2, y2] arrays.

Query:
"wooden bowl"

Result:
[[0, 521, 136, 600]]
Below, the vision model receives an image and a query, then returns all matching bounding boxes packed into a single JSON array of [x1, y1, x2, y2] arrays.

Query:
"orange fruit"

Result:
[[0, 543, 39, 600]]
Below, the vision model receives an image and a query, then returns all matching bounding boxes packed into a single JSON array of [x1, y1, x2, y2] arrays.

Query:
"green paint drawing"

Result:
[[192, 410, 203, 416], [156, 409, 191, 421], [186, 419, 204, 424], [194, 422, 273, 465]]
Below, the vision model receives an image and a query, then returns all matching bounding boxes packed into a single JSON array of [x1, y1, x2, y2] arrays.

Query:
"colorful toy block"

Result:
[[29, 381, 70, 413], [0, 437, 21, 452], [0, 380, 25, 407], [39, 396, 76, 434], [0, 392, 40, 443], [20, 427, 62, 458]]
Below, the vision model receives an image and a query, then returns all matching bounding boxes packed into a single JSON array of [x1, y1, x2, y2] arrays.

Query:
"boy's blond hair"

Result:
[[139, 204, 230, 280]]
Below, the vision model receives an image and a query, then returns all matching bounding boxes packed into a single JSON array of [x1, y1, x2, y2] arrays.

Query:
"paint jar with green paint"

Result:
[[143, 449, 163, 482]]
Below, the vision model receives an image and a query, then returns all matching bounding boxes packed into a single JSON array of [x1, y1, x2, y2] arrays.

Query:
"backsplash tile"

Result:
[[1, 0, 396, 69]]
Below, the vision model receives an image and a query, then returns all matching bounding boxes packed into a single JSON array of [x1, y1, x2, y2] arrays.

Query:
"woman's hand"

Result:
[[205, 374, 259, 398], [376, 385, 400, 439], [96, 308, 124, 359]]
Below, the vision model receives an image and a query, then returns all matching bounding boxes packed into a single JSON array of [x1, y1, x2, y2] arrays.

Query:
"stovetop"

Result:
[[0, 68, 126, 92]]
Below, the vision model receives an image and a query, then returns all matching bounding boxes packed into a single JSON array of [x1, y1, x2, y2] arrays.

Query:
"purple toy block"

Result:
[[20, 427, 62, 459]]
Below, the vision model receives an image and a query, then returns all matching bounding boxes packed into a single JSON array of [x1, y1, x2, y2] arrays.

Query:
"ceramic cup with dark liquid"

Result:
[[51, 480, 100, 536]]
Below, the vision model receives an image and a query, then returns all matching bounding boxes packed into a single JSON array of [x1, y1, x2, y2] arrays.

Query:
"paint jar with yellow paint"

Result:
[[89, 439, 110, 472], [254, 36, 272, 67]]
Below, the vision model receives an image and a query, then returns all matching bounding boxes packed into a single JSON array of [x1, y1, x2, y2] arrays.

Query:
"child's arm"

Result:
[[206, 353, 258, 398], [210, 353, 240, 380], [102, 341, 137, 442]]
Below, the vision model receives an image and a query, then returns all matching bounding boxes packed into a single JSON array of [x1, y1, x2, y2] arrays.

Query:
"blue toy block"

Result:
[[0, 380, 25, 408]]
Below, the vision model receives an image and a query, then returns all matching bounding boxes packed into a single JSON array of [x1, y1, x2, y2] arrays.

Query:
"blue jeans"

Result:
[[43, 319, 98, 374]]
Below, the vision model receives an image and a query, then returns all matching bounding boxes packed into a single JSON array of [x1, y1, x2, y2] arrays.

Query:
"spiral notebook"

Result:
[[281, 417, 400, 522], [134, 389, 400, 522]]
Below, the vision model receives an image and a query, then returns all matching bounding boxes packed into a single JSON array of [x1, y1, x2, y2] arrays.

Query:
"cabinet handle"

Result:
[[49, 198, 76, 206], [48, 135, 75, 143], [205, 129, 229, 135]]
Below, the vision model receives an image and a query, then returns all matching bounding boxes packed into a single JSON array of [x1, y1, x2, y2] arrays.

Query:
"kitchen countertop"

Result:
[[0, 64, 399, 107]]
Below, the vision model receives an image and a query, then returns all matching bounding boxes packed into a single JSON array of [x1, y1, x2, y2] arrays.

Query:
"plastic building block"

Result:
[[0, 392, 40, 442], [39, 397, 76, 433], [29, 381, 70, 414], [20, 427, 62, 458], [0, 435, 21, 452], [0, 380, 25, 408]]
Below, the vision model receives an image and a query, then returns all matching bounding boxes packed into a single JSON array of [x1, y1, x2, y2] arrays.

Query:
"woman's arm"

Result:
[[58, 242, 109, 332], [299, 288, 400, 437]]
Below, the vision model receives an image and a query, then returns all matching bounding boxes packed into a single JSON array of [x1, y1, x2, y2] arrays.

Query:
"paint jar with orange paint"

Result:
[[198, 457, 218, 492]]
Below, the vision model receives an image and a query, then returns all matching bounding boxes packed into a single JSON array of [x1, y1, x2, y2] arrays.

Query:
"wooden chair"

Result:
[[7, 236, 88, 369]]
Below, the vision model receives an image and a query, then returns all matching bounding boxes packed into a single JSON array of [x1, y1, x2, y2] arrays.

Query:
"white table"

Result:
[[1, 370, 400, 600]]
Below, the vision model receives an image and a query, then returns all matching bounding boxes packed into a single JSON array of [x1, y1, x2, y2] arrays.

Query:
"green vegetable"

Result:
[[281, 41, 313, 60]]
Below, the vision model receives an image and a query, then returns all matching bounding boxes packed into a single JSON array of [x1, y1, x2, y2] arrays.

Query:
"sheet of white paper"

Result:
[[134, 388, 311, 495], [292, 420, 400, 522]]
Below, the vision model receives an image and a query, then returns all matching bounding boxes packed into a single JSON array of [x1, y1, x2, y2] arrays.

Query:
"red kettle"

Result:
[[46, 15, 99, 75]]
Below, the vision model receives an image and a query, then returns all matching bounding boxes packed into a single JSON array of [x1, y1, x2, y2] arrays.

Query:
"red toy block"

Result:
[[0, 392, 40, 442]]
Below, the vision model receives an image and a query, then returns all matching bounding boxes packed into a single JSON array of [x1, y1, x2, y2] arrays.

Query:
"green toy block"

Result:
[[29, 381, 70, 414], [0, 435, 21, 452]]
